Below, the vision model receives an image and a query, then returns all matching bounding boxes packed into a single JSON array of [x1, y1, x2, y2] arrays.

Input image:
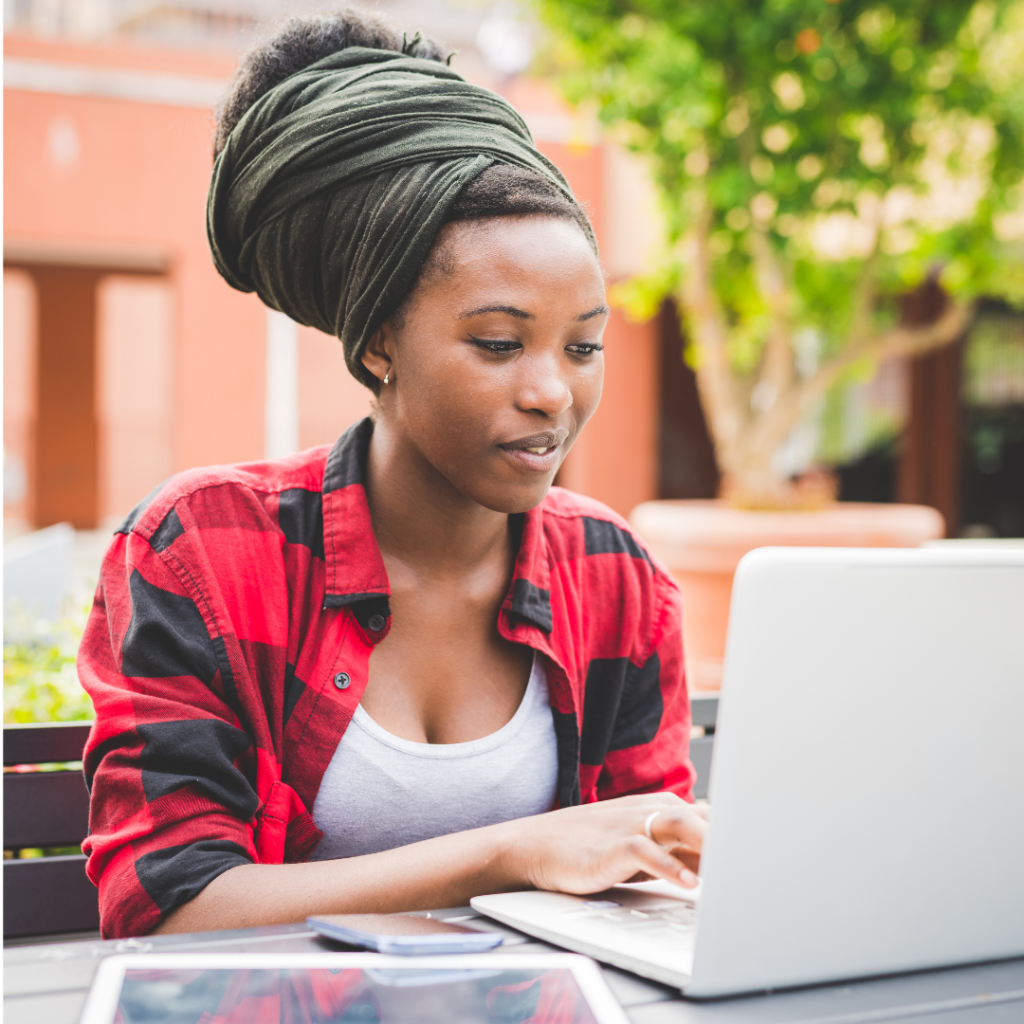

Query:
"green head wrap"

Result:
[[207, 47, 574, 390]]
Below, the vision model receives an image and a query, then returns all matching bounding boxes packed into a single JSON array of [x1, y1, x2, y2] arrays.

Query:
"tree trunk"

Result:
[[676, 238, 975, 509]]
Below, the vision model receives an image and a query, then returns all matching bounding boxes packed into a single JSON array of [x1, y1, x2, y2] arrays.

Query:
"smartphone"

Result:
[[306, 913, 504, 955]]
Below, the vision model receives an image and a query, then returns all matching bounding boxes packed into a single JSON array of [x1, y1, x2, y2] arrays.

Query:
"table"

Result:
[[5, 909, 1024, 1024]]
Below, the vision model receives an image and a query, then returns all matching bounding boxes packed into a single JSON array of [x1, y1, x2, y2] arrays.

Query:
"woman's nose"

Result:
[[515, 353, 574, 417]]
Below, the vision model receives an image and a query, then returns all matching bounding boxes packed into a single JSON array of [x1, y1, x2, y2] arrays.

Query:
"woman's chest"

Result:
[[309, 656, 559, 860], [358, 583, 535, 744]]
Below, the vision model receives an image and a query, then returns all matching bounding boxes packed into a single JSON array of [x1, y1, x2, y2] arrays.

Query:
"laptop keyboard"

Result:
[[559, 900, 698, 942]]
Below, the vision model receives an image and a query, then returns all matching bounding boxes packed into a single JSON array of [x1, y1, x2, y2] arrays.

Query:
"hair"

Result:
[[214, 8, 596, 332], [381, 162, 595, 331], [213, 9, 448, 159]]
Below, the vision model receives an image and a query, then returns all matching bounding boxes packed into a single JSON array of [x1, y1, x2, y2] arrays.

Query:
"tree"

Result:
[[534, 0, 1024, 506]]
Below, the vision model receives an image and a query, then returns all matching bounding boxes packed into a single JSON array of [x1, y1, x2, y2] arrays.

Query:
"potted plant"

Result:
[[535, 0, 1024, 687]]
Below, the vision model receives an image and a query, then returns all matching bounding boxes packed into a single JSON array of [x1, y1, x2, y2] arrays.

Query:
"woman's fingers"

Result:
[[645, 804, 708, 853], [511, 793, 709, 895], [623, 834, 699, 889], [666, 844, 701, 876]]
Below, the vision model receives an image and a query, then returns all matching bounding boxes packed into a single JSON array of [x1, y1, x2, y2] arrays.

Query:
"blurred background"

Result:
[[4, 0, 1024, 723]]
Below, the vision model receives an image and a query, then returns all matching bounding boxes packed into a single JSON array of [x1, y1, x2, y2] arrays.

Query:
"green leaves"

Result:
[[3, 601, 94, 724], [535, 0, 1024, 359]]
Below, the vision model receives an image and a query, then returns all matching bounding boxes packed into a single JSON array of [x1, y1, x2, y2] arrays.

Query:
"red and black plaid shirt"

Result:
[[79, 418, 695, 938]]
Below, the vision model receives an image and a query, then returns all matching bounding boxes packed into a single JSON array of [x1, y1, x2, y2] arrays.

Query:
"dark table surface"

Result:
[[5, 908, 1024, 1024]]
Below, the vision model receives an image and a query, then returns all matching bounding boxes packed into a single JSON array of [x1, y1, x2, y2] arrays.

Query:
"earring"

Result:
[[383, 370, 390, 385]]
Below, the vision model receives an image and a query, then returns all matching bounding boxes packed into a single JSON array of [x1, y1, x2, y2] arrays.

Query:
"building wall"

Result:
[[557, 310, 660, 517], [4, 34, 661, 526], [4, 34, 265, 513], [96, 276, 175, 520], [297, 324, 375, 452], [3, 269, 37, 525]]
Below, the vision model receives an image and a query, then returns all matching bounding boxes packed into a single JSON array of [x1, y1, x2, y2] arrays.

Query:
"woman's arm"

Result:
[[154, 793, 706, 933]]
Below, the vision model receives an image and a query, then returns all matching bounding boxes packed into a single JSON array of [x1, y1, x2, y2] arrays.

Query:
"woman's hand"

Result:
[[154, 794, 707, 935], [501, 793, 708, 896]]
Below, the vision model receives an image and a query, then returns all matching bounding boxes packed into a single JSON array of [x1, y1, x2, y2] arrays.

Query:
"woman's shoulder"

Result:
[[116, 446, 334, 545], [540, 486, 652, 557], [537, 487, 681, 657], [538, 486, 676, 590]]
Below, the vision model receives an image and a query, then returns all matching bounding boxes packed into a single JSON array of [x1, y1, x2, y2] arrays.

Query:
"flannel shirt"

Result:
[[79, 418, 695, 938]]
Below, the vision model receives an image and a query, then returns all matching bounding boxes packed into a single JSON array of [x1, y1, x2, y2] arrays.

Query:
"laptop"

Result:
[[472, 546, 1024, 998]]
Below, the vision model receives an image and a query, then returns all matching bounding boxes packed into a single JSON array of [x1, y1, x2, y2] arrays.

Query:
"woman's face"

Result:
[[363, 215, 607, 514]]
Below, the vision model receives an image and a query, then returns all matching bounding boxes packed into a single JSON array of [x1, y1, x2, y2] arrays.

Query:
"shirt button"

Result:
[[334, 672, 350, 690], [367, 614, 386, 632]]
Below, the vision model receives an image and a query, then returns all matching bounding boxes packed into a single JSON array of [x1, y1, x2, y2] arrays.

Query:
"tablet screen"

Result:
[[114, 965, 601, 1023]]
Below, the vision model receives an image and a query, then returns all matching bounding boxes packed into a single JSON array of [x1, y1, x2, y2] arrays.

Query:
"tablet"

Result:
[[79, 951, 630, 1024]]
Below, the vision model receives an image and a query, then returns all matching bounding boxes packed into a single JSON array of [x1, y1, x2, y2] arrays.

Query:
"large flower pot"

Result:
[[630, 500, 945, 692]]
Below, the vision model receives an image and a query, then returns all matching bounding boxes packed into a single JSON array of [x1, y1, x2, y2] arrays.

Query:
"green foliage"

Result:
[[964, 311, 1024, 401], [3, 600, 94, 724], [535, 0, 1024, 358], [8, 847, 84, 859]]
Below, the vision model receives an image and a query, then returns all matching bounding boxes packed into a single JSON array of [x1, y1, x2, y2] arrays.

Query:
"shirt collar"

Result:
[[321, 417, 553, 636], [504, 499, 552, 633]]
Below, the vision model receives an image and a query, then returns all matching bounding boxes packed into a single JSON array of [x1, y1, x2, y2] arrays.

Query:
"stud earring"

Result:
[[383, 370, 390, 385]]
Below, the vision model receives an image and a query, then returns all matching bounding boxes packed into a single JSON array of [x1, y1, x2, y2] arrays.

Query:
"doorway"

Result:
[[4, 261, 173, 530], [657, 301, 719, 500], [28, 265, 105, 529]]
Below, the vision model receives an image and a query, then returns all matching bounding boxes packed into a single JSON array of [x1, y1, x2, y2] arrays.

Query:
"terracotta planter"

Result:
[[630, 500, 945, 692]]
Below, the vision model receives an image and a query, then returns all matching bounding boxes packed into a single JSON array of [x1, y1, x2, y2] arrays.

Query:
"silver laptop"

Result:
[[472, 546, 1024, 998]]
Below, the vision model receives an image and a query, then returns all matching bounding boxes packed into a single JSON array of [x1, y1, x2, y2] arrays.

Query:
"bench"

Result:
[[689, 693, 717, 800], [3, 721, 98, 941]]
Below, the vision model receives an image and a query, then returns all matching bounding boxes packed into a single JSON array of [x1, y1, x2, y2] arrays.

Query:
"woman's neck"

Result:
[[364, 417, 514, 578]]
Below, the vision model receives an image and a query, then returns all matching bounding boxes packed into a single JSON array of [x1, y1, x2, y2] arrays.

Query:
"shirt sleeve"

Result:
[[594, 570, 697, 804], [79, 522, 259, 938]]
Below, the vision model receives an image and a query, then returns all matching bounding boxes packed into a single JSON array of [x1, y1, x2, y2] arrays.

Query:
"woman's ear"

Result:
[[361, 323, 395, 386]]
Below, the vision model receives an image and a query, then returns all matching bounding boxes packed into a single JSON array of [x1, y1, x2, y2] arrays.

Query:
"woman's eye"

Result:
[[469, 337, 520, 353], [566, 342, 604, 356]]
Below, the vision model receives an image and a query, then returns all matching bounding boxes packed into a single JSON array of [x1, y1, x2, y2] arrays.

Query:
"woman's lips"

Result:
[[500, 445, 561, 472], [499, 431, 567, 473]]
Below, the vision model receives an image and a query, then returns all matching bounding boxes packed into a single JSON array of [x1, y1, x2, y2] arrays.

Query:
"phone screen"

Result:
[[306, 913, 504, 953]]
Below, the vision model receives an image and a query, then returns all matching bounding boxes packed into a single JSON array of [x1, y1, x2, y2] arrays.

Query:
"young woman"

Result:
[[79, 10, 706, 939]]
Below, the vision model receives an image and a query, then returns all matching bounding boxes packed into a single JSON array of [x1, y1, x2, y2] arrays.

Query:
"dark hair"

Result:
[[446, 162, 594, 248], [213, 9, 448, 158], [392, 163, 597, 328], [214, 8, 596, 332]]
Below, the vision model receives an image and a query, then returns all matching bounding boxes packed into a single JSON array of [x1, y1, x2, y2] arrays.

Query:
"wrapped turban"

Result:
[[207, 46, 574, 389]]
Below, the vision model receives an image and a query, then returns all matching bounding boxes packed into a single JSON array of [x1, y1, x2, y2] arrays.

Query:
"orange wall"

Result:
[[3, 269, 37, 523], [96, 276, 175, 518], [533, 139, 659, 518], [536, 141, 605, 249], [4, 35, 659, 522], [557, 310, 659, 518], [4, 35, 266, 477], [297, 324, 374, 451]]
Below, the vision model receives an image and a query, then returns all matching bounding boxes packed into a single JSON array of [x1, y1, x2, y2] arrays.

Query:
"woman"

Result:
[[79, 9, 705, 939]]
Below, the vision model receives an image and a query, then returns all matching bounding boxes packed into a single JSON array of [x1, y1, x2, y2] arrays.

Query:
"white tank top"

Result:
[[309, 656, 559, 860]]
